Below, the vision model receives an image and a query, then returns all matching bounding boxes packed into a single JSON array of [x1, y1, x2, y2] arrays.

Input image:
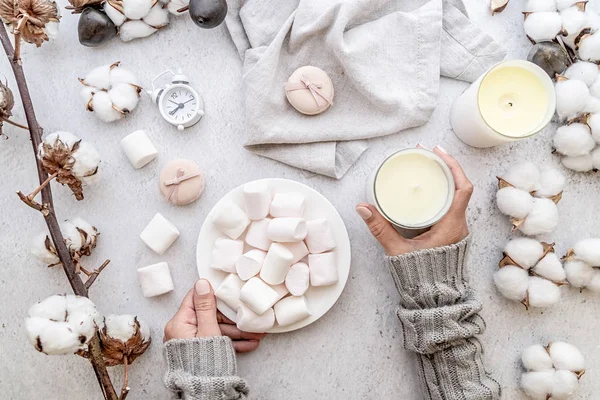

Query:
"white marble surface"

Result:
[[1, 1, 599, 399]]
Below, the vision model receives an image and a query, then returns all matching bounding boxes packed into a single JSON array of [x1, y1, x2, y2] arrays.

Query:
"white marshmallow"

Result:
[[260, 243, 294, 285], [137, 262, 174, 297], [120, 130, 158, 169], [304, 219, 336, 254], [270, 192, 305, 217], [236, 304, 275, 333], [236, 249, 266, 281], [239, 277, 280, 315], [210, 238, 244, 273], [243, 181, 271, 220], [245, 218, 273, 251], [271, 283, 289, 301], [285, 263, 310, 296], [267, 218, 307, 242], [274, 296, 311, 327], [308, 252, 338, 286], [140, 213, 180, 255], [213, 203, 250, 240], [215, 274, 245, 310], [283, 241, 309, 264]]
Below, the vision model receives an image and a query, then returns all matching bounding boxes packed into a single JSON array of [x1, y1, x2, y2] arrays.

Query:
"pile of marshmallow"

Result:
[[210, 181, 338, 333]]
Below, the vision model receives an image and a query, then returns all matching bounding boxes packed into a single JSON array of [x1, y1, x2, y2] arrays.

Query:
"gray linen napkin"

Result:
[[225, 0, 506, 178]]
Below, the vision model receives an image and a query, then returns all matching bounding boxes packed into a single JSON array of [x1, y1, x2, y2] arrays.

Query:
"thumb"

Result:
[[193, 279, 221, 337], [356, 203, 410, 256]]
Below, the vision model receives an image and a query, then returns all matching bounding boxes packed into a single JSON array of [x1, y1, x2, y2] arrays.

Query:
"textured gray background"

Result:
[[0, 1, 598, 399]]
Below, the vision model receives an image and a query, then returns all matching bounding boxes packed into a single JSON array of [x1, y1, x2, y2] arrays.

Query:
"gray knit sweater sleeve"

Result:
[[387, 238, 501, 400], [164, 337, 248, 399]]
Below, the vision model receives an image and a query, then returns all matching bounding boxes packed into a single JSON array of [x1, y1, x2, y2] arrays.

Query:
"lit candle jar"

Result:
[[366, 149, 455, 229], [450, 60, 556, 148]]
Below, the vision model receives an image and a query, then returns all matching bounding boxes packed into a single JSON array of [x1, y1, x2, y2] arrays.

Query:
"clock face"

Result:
[[161, 86, 200, 123]]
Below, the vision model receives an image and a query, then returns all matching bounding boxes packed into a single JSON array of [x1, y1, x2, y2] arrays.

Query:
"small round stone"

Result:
[[78, 7, 117, 48], [159, 159, 205, 205], [285, 66, 334, 115]]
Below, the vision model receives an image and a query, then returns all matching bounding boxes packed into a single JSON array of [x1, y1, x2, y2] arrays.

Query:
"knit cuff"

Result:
[[387, 237, 470, 310], [164, 337, 237, 378]]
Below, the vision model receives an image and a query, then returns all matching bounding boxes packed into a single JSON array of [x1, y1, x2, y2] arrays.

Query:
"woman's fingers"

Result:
[[432, 146, 474, 212], [217, 311, 235, 325], [219, 323, 268, 341], [232, 339, 261, 353], [356, 203, 411, 256]]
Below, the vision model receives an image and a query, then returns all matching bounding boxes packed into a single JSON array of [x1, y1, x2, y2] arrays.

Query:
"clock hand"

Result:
[[169, 108, 179, 116], [168, 100, 179, 106], [182, 98, 194, 105]]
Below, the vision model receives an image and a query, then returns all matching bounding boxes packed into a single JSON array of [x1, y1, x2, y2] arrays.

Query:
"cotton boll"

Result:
[[562, 154, 594, 171], [589, 74, 600, 99], [167, 0, 188, 15], [72, 142, 101, 179], [91, 91, 122, 122], [556, 0, 579, 10], [519, 198, 559, 236], [143, 3, 170, 27], [504, 238, 545, 269], [25, 318, 85, 355], [578, 31, 600, 61], [521, 370, 555, 400], [587, 113, 600, 141], [70, 217, 98, 248], [119, 20, 157, 42], [561, 7, 588, 41], [104, 2, 126, 26], [27, 294, 68, 321], [555, 79, 590, 120], [496, 188, 534, 219], [533, 253, 566, 282], [586, 270, 600, 292], [493, 266, 529, 301], [501, 162, 541, 191], [584, 96, 600, 113], [43, 20, 59, 40], [549, 342, 585, 371], [109, 67, 139, 87], [524, 12, 563, 42], [83, 64, 111, 90], [61, 221, 83, 252], [552, 370, 580, 399], [522, 344, 554, 371], [29, 233, 59, 264], [108, 83, 139, 112], [536, 168, 566, 197], [564, 259, 595, 287], [104, 314, 149, 342], [528, 276, 561, 307], [123, 0, 154, 19], [573, 238, 600, 264], [592, 147, 600, 169], [524, 0, 557, 12], [564, 61, 598, 87], [589, 0, 600, 13], [43, 131, 80, 151], [553, 123, 596, 156], [80, 86, 95, 106]]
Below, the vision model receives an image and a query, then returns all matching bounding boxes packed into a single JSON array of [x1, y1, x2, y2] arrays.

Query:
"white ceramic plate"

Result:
[[196, 178, 351, 333]]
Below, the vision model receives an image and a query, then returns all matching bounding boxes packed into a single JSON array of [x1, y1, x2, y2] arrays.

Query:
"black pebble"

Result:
[[189, 0, 227, 29], [78, 7, 117, 47]]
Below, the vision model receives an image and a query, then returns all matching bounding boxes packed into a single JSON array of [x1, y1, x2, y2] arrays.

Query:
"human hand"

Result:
[[356, 145, 473, 256], [164, 279, 267, 353]]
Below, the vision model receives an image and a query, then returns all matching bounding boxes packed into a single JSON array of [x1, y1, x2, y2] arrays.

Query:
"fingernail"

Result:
[[435, 145, 448, 154], [195, 279, 211, 295], [356, 206, 372, 220]]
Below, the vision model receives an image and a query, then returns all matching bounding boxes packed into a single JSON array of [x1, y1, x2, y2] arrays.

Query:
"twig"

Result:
[[13, 15, 29, 64], [85, 259, 111, 290], [120, 357, 130, 400], [0, 23, 119, 400], [2, 116, 28, 130]]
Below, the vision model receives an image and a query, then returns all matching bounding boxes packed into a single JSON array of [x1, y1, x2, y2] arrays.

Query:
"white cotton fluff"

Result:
[[119, 20, 157, 42], [123, 0, 153, 19], [80, 85, 95, 105], [554, 123, 596, 156], [562, 154, 594, 171], [92, 91, 122, 122], [564, 61, 599, 87], [518, 198, 559, 236], [43, 131, 80, 151], [71, 141, 101, 182], [143, 3, 170, 27], [556, 0, 579, 10], [60, 221, 83, 252], [587, 113, 600, 141], [536, 168, 566, 197], [82, 64, 111, 90], [30, 233, 59, 265], [592, 147, 600, 169], [521, 370, 555, 399], [496, 188, 534, 219], [564, 259, 594, 287], [43, 20, 59, 40], [555, 79, 590, 120], [561, 7, 588, 40], [108, 83, 139, 112], [549, 342, 585, 371], [586, 270, 600, 292], [578, 31, 600, 61], [110, 67, 139, 87], [528, 277, 561, 307], [105, 2, 127, 26], [167, 0, 188, 15], [573, 238, 600, 264], [533, 253, 566, 282], [524, 12, 563, 42], [584, 96, 600, 114], [104, 314, 150, 342], [493, 266, 529, 301], [70, 217, 97, 247], [522, 344, 554, 371], [501, 162, 541, 191], [524, 0, 557, 12], [505, 238, 545, 269], [589, 0, 600, 14], [552, 370, 580, 399], [589, 74, 600, 98]]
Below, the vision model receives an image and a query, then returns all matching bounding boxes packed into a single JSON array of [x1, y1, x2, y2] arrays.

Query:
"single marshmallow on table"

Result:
[[243, 181, 271, 220], [283, 241, 309, 264], [215, 274, 245, 311], [245, 218, 272, 251], [274, 295, 311, 327], [211, 238, 244, 273], [137, 262, 174, 297], [285, 263, 310, 296], [260, 243, 294, 285], [267, 218, 307, 243], [236, 249, 266, 281], [305, 219, 336, 254], [270, 193, 305, 218], [236, 304, 275, 333], [309, 252, 338, 286], [140, 213, 180, 255], [159, 159, 205, 206], [120, 130, 158, 169], [239, 277, 280, 315], [213, 203, 250, 240]]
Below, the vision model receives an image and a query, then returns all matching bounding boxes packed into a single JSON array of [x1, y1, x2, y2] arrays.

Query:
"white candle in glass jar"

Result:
[[450, 60, 556, 148], [366, 149, 455, 229]]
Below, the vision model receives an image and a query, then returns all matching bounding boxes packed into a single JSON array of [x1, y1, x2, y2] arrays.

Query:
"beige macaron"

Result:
[[159, 159, 205, 205], [285, 66, 334, 115]]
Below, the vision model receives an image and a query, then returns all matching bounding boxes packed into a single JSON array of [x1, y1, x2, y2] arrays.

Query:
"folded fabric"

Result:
[[225, 0, 506, 179]]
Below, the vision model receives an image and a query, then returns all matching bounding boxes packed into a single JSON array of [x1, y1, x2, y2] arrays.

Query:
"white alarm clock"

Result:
[[148, 70, 205, 131]]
